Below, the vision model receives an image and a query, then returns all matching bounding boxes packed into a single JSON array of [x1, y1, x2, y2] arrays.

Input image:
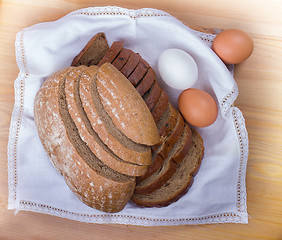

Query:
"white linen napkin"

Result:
[[8, 6, 249, 225]]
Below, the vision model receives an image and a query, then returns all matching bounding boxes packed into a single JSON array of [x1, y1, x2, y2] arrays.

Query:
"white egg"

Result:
[[157, 49, 198, 90]]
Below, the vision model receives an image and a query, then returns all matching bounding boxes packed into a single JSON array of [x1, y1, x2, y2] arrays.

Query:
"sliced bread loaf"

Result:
[[34, 67, 135, 213], [65, 66, 148, 176], [134, 123, 193, 194], [79, 65, 152, 166], [71, 33, 109, 67], [131, 128, 204, 207], [96, 63, 160, 146]]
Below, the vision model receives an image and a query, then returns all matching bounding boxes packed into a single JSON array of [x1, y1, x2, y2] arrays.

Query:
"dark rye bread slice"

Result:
[[112, 48, 132, 70], [127, 58, 150, 86], [137, 110, 184, 183], [152, 112, 185, 158], [97, 41, 123, 67], [157, 103, 178, 141], [65, 66, 148, 177], [120, 51, 141, 78], [79, 67, 152, 166], [151, 89, 169, 123], [134, 123, 193, 194], [135, 68, 155, 96], [34, 67, 135, 213], [131, 128, 204, 207], [143, 80, 162, 111], [71, 33, 109, 67]]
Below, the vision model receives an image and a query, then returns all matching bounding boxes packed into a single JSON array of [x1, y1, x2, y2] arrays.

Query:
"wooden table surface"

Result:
[[0, 0, 282, 239]]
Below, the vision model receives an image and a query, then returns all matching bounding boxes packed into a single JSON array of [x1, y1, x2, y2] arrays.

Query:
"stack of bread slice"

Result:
[[71, 33, 204, 207], [34, 62, 160, 213]]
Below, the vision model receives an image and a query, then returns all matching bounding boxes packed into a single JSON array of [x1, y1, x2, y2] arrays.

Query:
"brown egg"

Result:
[[212, 29, 254, 64], [178, 88, 218, 127]]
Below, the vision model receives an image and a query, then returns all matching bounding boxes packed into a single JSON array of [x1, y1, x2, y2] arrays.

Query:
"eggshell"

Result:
[[158, 48, 198, 90], [178, 88, 218, 127], [212, 29, 254, 64]]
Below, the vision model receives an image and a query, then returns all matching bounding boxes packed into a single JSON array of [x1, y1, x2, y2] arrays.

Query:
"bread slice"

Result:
[[65, 66, 148, 177], [131, 128, 204, 207], [34, 67, 135, 213], [71, 33, 109, 67], [152, 112, 185, 159], [79, 65, 153, 166], [143, 80, 162, 111], [112, 48, 132, 70], [97, 41, 123, 67], [151, 89, 169, 123], [156, 103, 178, 140], [134, 123, 193, 194], [97, 63, 160, 146], [127, 59, 150, 86], [135, 68, 155, 96], [120, 52, 141, 77], [137, 111, 184, 183]]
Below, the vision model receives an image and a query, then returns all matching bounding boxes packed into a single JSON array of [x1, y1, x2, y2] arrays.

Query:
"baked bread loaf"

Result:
[[34, 63, 160, 212], [71, 33, 204, 207]]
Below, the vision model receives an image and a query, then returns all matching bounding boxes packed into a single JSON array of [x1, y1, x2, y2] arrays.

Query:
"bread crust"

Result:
[[97, 63, 160, 146], [34, 67, 135, 213]]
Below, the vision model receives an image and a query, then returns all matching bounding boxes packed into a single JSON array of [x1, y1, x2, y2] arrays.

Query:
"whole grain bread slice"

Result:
[[34, 67, 135, 213], [151, 89, 169, 123], [156, 103, 178, 139], [135, 67, 155, 96], [65, 66, 148, 176], [152, 112, 185, 159], [143, 80, 162, 111], [134, 123, 193, 194], [97, 41, 123, 67], [137, 111, 184, 183], [120, 51, 141, 78], [97, 63, 160, 146], [79, 66, 152, 166], [131, 128, 204, 207], [71, 33, 109, 67], [112, 48, 132, 70], [127, 58, 150, 86]]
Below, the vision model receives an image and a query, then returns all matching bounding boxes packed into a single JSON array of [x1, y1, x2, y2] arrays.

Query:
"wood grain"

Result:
[[1, 0, 282, 239]]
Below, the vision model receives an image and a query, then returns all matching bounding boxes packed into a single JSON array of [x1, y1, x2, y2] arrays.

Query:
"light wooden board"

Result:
[[0, 0, 282, 239]]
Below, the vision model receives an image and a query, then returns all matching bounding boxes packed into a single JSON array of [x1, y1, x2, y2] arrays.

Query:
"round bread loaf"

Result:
[[34, 64, 160, 213]]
